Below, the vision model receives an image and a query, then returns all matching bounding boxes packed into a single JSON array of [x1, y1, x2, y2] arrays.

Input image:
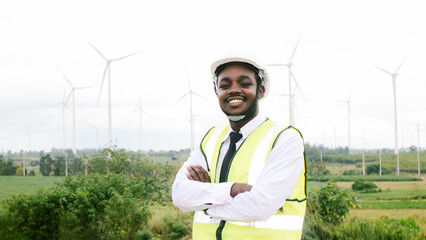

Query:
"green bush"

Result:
[[366, 164, 391, 175], [333, 217, 424, 240], [163, 214, 192, 240], [302, 216, 424, 240], [308, 181, 357, 224], [1, 173, 165, 239], [342, 169, 360, 175], [351, 179, 378, 191]]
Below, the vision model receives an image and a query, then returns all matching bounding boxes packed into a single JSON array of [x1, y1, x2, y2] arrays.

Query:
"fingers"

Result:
[[187, 164, 210, 182]]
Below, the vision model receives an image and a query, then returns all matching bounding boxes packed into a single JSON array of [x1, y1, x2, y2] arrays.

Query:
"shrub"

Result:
[[332, 217, 424, 240], [308, 181, 357, 224], [366, 164, 391, 175], [1, 173, 165, 239], [342, 169, 360, 175], [351, 179, 378, 191], [302, 216, 425, 240], [163, 214, 192, 240]]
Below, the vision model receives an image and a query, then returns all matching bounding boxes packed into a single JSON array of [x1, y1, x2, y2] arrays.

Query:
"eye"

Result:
[[240, 81, 252, 87], [219, 82, 230, 89]]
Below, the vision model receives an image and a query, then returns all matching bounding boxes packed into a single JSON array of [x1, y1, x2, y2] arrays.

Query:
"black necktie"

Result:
[[219, 132, 243, 183]]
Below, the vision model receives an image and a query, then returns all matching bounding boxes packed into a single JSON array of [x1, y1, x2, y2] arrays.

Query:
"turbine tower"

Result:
[[84, 38, 144, 147], [336, 90, 353, 154], [375, 55, 409, 176], [266, 35, 303, 126], [88, 122, 103, 149], [129, 98, 152, 152]]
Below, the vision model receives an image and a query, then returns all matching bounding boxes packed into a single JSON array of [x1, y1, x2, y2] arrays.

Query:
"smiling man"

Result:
[[172, 50, 307, 240]]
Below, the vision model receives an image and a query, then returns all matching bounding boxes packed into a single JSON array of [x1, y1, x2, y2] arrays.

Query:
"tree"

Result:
[[40, 154, 53, 176], [308, 181, 357, 224], [53, 156, 65, 176], [72, 157, 85, 175], [311, 160, 329, 181], [1, 159, 18, 175], [87, 146, 131, 174]]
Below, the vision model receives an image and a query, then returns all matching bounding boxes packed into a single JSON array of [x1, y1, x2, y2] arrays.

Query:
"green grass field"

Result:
[[0, 176, 65, 203]]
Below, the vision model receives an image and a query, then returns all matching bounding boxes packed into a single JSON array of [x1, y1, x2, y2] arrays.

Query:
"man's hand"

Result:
[[230, 183, 252, 197], [186, 164, 210, 182]]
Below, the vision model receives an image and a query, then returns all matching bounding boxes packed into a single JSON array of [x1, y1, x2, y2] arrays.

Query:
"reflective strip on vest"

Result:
[[247, 123, 283, 185], [194, 211, 304, 230]]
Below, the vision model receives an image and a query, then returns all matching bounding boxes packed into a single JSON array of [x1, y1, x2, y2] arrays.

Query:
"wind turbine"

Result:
[[49, 85, 71, 176], [129, 97, 153, 152], [374, 55, 409, 176], [59, 69, 93, 176], [416, 122, 421, 178], [172, 74, 209, 150], [61, 70, 92, 155], [336, 90, 353, 154], [329, 121, 338, 149], [88, 122, 103, 149], [84, 38, 145, 147], [266, 35, 303, 126]]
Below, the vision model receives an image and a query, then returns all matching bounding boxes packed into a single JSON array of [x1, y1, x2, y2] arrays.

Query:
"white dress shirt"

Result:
[[172, 114, 304, 222]]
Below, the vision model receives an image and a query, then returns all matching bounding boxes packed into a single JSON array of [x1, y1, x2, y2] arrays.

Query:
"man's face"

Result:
[[215, 64, 264, 118]]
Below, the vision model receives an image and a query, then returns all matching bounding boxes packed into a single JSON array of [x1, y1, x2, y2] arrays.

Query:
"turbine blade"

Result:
[[75, 85, 96, 90], [265, 63, 286, 66], [59, 70, 73, 88], [192, 92, 210, 101], [66, 90, 73, 104], [97, 64, 109, 106], [84, 37, 108, 61], [187, 76, 192, 91], [47, 103, 62, 109], [394, 53, 410, 73], [348, 88, 354, 101], [374, 65, 392, 75], [171, 92, 190, 106], [288, 35, 302, 64], [141, 108, 155, 120], [112, 50, 146, 61], [128, 109, 138, 114], [290, 71, 305, 100]]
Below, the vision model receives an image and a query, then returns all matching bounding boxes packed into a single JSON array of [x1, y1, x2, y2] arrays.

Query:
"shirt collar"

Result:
[[225, 114, 267, 141]]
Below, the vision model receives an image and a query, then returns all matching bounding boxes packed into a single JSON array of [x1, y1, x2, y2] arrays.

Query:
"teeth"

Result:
[[229, 99, 242, 103]]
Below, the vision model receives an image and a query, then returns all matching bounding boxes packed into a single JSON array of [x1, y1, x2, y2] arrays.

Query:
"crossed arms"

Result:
[[172, 128, 304, 221]]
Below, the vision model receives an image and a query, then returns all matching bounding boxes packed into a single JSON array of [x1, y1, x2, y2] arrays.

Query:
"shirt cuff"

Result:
[[210, 181, 234, 206]]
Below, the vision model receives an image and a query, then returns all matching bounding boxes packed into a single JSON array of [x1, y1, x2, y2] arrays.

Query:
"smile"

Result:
[[229, 99, 243, 104]]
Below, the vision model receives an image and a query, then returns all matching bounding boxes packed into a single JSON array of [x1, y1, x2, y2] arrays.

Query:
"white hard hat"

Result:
[[210, 49, 270, 100]]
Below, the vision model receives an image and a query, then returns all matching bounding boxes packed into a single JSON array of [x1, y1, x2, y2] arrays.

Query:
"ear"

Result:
[[258, 85, 265, 99]]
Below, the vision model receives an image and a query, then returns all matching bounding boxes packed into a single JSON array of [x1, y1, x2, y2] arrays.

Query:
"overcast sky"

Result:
[[1, 0, 425, 153]]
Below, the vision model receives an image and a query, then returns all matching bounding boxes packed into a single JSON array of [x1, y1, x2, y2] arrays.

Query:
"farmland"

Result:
[[1, 147, 425, 239]]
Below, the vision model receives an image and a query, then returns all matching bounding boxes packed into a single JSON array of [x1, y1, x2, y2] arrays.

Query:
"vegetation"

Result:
[[351, 179, 380, 193], [303, 181, 425, 240], [308, 181, 357, 224], [0, 144, 424, 239], [0, 147, 178, 240]]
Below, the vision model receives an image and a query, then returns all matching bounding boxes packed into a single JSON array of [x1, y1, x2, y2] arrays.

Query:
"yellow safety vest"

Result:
[[192, 119, 307, 240]]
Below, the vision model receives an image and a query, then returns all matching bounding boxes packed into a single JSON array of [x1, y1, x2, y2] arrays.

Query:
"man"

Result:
[[172, 50, 306, 239]]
